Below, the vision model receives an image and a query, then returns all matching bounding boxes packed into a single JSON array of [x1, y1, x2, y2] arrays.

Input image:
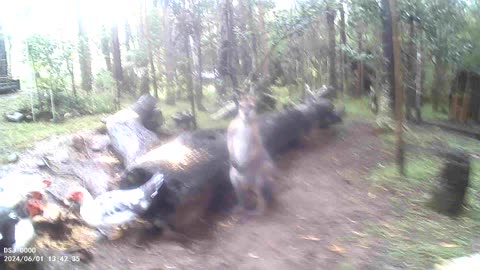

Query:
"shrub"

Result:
[[94, 70, 116, 93]]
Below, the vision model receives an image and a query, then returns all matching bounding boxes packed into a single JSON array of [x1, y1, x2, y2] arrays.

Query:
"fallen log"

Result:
[[105, 94, 161, 167], [114, 96, 343, 232]]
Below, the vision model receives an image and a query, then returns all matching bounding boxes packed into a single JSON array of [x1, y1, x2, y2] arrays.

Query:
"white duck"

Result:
[[65, 173, 164, 238]]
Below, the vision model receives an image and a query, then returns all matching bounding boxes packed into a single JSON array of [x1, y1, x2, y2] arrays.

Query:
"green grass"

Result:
[[364, 150, 480, 269], [421, 103, 449, 122], [0, 91, 105, 162], [340, 96, 375, 121]]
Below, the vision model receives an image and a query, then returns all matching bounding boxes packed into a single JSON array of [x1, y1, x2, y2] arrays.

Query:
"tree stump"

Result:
[[430, 150, 470, 216]]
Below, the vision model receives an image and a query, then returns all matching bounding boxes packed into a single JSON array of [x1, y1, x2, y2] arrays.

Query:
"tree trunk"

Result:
[[226, 0, 240, 95], [192, 6, 205, 111], [357, 24, 365, 96], [415, 26, 424, 122], [111, 23, 123, 109], [124, 21, 132, 51], [432, 58, 447, 112], [164, 0, 176, 105], [145, 4, 158, 98], [216, 0, 240, 102], [78, 14, 93, 91], [339, 0, 347, 94], [247, 0, 258, 68], [49, 87, 57, 123], [238, 0, 253, 77], [146, 24, 158, 98], [185, 34, 197, 129], [405, 16, 417, 121], [257, 0, 269, 76], [388, 0, 405, 175], [100, 26, 112, 72], [381, 0, 395, 109], [67, 58, 76, 98], [326, 5, 337, 92]]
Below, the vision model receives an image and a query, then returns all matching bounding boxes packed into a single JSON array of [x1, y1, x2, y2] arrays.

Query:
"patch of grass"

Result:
[[339, 96, 375, 122], [0, 91, 106, 162], [365, 151, 480, 269], [421, 103, 449, 121], [0, 115, 104, 153]]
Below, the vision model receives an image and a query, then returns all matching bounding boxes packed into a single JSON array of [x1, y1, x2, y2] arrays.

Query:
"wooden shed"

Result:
[[449, 69, 480, 123]]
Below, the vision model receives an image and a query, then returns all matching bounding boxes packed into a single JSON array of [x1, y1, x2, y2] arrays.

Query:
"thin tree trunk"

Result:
[[125, 21, 132, 51], [389, 0, 405, 175], [382, 0, 395, 109], [192, 20, 206, 111], [184, 29, 197, 129], [49, 88, 57, 122], [406, 16, 417, 121], [226, 0, 239, 94], [144, 2, 158, 97], [111, 23, 123, 109], [326, 5, 337, 92], [164, 0, 176, 105], [216, 0, 239, 102], [257, 0, 269, 76], [339, 0, 347, 94], [415, 24, 424, 122], [78, 13, 93, 91], [432, 58, 447, 112], [357, 23, 364, 96], [67, 58, 76, 98], [238, 0, 252, 77], [101, 26, 112, 72], [247, 0, 258, 68]]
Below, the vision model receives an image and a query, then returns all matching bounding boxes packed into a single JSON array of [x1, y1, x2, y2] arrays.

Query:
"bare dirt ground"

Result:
[[73, 121, 392, 270]]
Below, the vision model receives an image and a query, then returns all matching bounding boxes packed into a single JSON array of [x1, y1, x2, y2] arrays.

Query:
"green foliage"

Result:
[[421, 0, 470, 64], [26, 34, 71, 91], [461, 1, 480, 72], [94, 70, 116, 92], [55, 91, 115, 115]]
